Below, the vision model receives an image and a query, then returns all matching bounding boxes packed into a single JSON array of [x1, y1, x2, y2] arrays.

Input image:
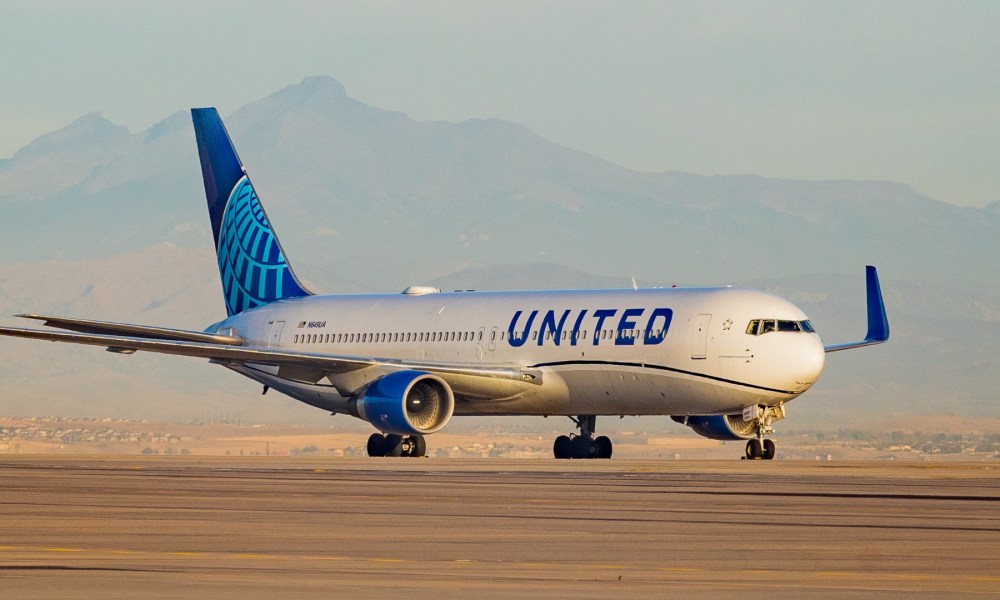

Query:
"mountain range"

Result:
[[1, 76, 997, 429]]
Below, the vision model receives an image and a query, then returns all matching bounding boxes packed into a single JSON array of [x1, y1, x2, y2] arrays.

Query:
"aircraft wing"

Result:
[[0, 320, 541, 386], [823, 266, 890, 353], [14, 314, 245, 345]]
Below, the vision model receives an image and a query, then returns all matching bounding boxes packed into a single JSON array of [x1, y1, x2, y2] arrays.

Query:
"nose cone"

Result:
[[791, 334, 826, 392]]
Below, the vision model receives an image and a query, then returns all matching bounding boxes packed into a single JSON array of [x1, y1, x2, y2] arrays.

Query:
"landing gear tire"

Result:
[[410, 434, 427, 458], [595, 436, 613, 459], [762, 439, 776, 460], [572, 435, 594, 459], [746, 438, 763, 460], [383, 434, 404, 457], [367, 433, 386, 457], [554, 435, 573, 459]]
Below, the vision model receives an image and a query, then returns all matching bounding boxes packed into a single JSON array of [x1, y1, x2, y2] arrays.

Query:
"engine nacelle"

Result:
[[672, 414, 757, 441], [353, 370, 455, 435]]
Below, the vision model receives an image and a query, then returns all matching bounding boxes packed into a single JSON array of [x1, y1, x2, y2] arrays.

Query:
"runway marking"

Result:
[[2, 543, 997, 589]]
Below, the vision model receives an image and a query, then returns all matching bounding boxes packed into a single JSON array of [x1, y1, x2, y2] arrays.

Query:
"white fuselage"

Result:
[[211, 286, 827, 420]]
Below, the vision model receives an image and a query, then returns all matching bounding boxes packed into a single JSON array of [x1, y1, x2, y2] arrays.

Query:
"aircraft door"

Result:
[[267, 321, 285, 349], [691, 314, 711, 359], [478, 327, 499, 360]]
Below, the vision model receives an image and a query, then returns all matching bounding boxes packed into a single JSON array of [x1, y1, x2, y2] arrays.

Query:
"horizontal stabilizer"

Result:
[[824, 265, 890, 353]]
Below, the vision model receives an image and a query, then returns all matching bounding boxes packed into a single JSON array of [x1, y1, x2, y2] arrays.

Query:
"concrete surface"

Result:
[[1, 457, 998, 598]]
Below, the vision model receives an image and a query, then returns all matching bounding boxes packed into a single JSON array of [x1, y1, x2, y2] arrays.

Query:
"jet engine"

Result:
[[353, 370, 455, 436], [672, 414, 756, 441]]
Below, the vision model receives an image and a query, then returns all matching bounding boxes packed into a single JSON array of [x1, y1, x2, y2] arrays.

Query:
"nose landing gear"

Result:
[[743, 404, 782, 460], [745, 437, 776, 460], [553, 415, 613, 459]]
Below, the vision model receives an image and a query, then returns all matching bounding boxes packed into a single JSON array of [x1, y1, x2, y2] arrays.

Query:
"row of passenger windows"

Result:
[[292, 328, 669, 345], [294, 330, 482, 345], [745, 319, 816, 335]]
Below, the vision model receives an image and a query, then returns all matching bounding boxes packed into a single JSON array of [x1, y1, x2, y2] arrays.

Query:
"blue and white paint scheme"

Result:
[[0, 108, 889, 459]]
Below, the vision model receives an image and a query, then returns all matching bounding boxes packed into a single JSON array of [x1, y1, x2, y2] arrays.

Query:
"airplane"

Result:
[[0, 108, 889, 460]]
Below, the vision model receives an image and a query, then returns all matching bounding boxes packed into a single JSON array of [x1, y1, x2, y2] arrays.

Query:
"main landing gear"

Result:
[[553, 415, 612, 459], [367, 433, 426, 457]]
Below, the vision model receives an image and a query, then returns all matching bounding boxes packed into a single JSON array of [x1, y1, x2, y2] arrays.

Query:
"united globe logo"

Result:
[[216, 176, 291, 315]]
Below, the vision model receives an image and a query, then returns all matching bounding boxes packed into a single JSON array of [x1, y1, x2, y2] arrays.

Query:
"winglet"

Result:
[[864, 265, 889, 343], [824, 265, 890, 353]]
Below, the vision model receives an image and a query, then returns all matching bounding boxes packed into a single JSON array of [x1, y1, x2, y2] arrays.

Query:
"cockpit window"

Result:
[[777, 320, 800, 332], [746, 319, 815, 335]]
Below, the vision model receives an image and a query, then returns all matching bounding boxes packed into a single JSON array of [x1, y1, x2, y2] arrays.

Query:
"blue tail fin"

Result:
[[191, 108, 311, 316]]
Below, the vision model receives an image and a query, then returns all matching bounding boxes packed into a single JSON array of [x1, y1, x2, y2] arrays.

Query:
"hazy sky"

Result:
[[2, 1, 997, 206]]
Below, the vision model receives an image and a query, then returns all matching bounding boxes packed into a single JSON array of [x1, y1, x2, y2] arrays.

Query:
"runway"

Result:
[[1, 457, 998, 599]]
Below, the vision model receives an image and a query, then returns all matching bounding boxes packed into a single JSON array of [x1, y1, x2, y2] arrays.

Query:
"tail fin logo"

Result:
[[217, 176, 296, 316]]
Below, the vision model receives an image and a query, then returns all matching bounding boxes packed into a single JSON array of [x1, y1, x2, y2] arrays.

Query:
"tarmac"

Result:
[[1, 457, 998, 599]]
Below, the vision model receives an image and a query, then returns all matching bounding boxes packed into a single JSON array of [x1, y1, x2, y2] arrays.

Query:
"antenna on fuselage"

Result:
[[631, 277, 638, 292]]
